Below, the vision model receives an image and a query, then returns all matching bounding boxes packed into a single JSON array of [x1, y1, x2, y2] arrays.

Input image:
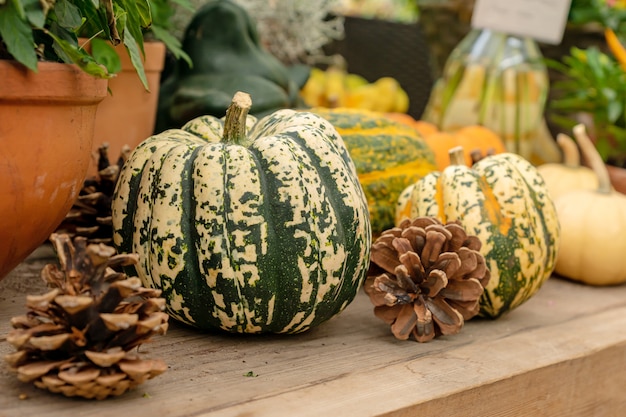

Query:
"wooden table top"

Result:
[[1, 247, 626, 417]]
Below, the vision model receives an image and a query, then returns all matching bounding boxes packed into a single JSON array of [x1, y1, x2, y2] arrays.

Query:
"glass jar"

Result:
[[423, 28, 550, 161]]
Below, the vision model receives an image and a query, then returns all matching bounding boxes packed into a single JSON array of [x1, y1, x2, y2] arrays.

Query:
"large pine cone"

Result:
[[4, 234, 169, 400], [364, 217, 490, 342]]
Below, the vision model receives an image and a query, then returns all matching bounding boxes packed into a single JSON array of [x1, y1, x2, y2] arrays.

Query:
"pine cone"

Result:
[[55, 143, 130, 244], [364, 217, 490, 343], [4, 234, 169, 400]]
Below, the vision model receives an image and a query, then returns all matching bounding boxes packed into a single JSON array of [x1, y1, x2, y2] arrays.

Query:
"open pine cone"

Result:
[[4, 234, 169, 400], [364, 217, 490, 342], [55, 143, 130, 244]]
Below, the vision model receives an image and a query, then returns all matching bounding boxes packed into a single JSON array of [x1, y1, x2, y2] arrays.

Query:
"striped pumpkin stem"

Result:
[[223, 91, 252, 144]]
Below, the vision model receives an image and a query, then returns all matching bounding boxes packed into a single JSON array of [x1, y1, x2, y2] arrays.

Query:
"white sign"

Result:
[[471, 0, 573, 44]]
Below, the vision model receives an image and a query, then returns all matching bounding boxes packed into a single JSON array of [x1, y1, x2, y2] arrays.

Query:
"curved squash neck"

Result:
[[573, 124, 612, 194], [556, 133, 581, 168]]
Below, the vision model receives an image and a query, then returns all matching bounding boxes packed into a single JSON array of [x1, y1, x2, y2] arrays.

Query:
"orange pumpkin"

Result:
[[385, 113, 437, 136], [385, 113, 506, 169]]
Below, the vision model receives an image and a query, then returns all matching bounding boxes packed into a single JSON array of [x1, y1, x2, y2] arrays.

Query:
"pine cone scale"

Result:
[[16, 360, 69, 382], [26, 289, 60, 310], [29, 333, 71, 351], [440, 277, 484, 301], [422, 269, 448, 297], [413, 297, 435, 342], [58, 367, 101, 384], [374, 304, 403, 325], [398, 251, 425, 284], [85, 349, 127, 367], [390, 304, 418, 340], [425, 297, 464, 335], [370, 243, 402, 274]]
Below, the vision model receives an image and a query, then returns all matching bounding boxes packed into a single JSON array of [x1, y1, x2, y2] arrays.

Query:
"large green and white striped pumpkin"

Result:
[[395, 148, 560, 318], [112, 100, 371, 334]]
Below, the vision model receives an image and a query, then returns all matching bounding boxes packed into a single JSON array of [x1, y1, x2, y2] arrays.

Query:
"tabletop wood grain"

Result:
[[1, 246, 625, 416]]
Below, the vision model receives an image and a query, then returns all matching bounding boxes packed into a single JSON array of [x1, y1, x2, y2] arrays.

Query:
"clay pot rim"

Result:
[[0, 60, 108, 103], [78, 39, 166, 73]]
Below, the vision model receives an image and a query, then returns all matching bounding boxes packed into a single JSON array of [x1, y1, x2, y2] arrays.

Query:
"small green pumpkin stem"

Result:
[[573, 123, 612, 194], [449, 146, 467, 166], [556, 133, 581, 168], [223, 91, 252, 144]]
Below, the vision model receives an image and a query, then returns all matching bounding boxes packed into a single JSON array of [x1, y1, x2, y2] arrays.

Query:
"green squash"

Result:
[[311, 107, 437, 235], [155, 0, 309, 132], [396, 147, 560, 318], [112, 93, 371, 334]]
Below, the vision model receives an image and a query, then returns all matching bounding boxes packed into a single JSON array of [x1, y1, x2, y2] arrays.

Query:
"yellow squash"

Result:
[[537, 132, 599, 201], [553, 124, 626, 285]]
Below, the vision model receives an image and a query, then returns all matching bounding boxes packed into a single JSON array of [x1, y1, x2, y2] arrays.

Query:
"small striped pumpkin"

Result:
[[112, 94, 372, 334], [396, 147, 560, 318], [311, 107, 437, 234]]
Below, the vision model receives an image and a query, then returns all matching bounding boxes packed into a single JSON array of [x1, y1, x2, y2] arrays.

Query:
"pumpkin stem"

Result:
[[572, 124, 612, 194], [223, 91, 252, 144], [556, 133, 581, 168], [449, 146, 467, 166]]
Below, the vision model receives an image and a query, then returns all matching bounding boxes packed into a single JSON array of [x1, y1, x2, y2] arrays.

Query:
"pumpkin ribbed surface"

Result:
[[112, 109, 371, 334], [396, 152, 560, 318], [312, 107, 437, 234]]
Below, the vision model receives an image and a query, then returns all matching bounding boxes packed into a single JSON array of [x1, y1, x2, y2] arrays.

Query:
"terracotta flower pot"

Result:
[[87, 40, 166, 176], [0, 61, 107, 280]]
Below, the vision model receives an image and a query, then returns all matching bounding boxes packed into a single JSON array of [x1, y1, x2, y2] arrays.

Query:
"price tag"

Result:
[[471, 0, 572, 44]]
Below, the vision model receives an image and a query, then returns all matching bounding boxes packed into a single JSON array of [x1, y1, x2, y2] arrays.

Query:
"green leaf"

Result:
[[47, 30, 113, 78], [0, 1, 38, 71], [134, 0, 152, 28], [49, 20, 78, 62], [7, 0, 26, 17], [122, 28, 149, 90], [23, 0, 45, 28], [54, 0, 83, 29], [584, 48, 607, 81], [148, 0, 172, 29], [607, 100, 623, 124], [116, 0, 149, 50], [74, 0, 110, 40], [91, 37, 122, 74], [602, 87, 618, 102], [149, 24, 192, 67]]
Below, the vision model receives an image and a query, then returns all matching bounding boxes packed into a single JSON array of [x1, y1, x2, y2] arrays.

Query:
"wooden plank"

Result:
[[1, 247, 626, 416]]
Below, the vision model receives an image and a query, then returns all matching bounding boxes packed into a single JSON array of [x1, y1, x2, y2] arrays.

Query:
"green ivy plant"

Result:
[[0, 0, 192, 89], [547, 46, 626, 167]]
